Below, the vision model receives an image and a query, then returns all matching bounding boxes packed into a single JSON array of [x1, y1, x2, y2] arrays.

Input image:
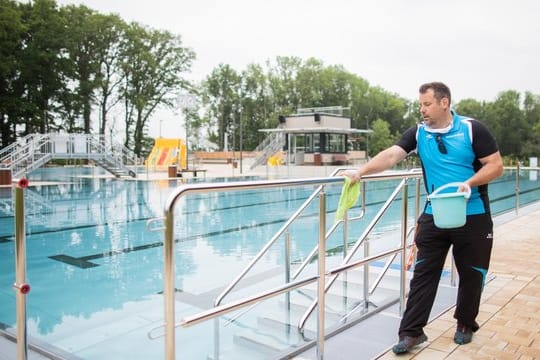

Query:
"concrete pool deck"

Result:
[[372, 203, 540, 360]]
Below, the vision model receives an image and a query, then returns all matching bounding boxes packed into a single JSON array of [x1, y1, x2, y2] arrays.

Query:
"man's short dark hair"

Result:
[[419, 82, 451, 105]]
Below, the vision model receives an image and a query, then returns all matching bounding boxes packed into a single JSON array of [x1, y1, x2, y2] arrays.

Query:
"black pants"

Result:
[[398, 212, 493, 337]]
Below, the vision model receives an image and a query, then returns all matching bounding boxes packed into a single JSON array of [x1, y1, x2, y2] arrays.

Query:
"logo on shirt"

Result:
[[446, 133, 465, 139]]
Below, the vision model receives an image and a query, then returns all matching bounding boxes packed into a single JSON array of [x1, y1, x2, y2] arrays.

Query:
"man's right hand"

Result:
[[340, 169, 361, 184]]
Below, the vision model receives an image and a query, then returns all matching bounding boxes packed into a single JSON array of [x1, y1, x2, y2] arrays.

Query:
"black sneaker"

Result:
[[392, 333, 428, 354], [454, 324, 473, 345]]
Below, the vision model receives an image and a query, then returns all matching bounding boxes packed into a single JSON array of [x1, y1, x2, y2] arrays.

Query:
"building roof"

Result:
[[258, 127, 372, 134]]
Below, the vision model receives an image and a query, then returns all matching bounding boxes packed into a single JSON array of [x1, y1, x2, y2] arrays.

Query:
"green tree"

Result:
[[266, 56, 302, 115], [119, 23, 194, 155], [0, 0, 25, 146], [61, 4, 103, 133], [295, 57, 326, 107], [94, 13, 126, 136], [369, 118, 395, 155], [346, 75, 370, 129], [202, 64, 242, 150], [18, 0, 68, 134], [318, 65, 357, 110], [454, 98, 486, 121], [402, 100, 421, 129], [362, 87, 408, 134], [522, 92, 540, 157], [60, 6, 127, 135], [484, 90, 528, 157], [239, 64, 272, 150]]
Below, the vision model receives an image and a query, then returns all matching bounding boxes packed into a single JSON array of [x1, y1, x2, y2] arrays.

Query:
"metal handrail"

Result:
[[297, 170, 422, 331], [0, 134, 33, 166], [250, 132, 285, 169], [290, 180, 366, 281], [216, 169, 422, 309], [182, 275, 320, 327], [217, 196, 361, 328], [178, 247, 408, 349], [214, 167, 343, 307], [13, 178, 30, 360], [368, 178, 422, 295], [162, 170, 423, 359], [515, 162, 521, 214], [214, 169, 342, 306], [163, 176, 344, 359]]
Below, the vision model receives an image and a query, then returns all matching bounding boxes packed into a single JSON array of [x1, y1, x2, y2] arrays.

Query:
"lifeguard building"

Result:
[[251, 107, 371, 169]]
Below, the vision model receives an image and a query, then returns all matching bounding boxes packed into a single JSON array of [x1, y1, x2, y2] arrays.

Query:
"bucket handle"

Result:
[[428, 182, 471, 199]]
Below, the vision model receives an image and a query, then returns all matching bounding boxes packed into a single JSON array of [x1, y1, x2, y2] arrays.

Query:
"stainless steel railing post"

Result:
[[342, 213, 349, 312], [316, 189, 326, 360], [363, 236, 370, 311], [13, 178, 30, 360], [163, 208, 175, 360], [515, 161, 520, 215], [285, 232, 291, 311], [399, 182, 409, 314]]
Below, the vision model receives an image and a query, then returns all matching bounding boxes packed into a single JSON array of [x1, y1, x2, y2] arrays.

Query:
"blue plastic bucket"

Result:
[[428, 182, 471, 229]]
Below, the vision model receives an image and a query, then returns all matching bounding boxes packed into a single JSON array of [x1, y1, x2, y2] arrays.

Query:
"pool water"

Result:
[[0, 168, 359, 358], [0, 167, 539, 359]]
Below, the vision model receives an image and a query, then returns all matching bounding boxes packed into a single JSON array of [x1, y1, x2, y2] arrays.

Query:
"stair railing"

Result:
[[0, 134, 33, 165], [213, 168, 343, 309], [1, 133, 139, 178], [159, 170, 423, 360], [162, 176, 343, 360], [297, 170, 422, 333], [290, 180, 367, 282], [249, 132, 285, 169], [8, 134, 53, 178]]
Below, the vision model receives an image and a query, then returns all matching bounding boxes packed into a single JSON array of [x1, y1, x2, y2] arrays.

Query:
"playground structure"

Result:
[[145, 138, 187, 171]]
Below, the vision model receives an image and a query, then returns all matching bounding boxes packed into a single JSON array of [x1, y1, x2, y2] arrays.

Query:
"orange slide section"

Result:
[[145, 138, 187, 170], [157, 148, 170, 165]]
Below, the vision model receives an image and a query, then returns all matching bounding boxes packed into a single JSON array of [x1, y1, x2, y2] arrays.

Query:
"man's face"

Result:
[[419, 89, 449, 127]]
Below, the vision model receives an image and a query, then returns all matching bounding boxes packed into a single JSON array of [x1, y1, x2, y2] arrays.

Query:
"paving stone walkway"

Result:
[[378, 207, 540, 359]]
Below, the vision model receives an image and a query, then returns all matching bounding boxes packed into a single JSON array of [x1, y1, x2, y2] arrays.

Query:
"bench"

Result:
[[177, 169, 207, 178], [194, 151, 254, 164], [331, 154, 348, 165]]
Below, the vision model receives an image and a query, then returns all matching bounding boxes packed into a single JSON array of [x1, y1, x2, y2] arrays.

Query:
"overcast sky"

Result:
[[56, 0, 540, 138]]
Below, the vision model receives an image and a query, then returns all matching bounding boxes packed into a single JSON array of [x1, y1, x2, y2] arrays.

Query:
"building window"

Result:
[[302, 133, 346, 153], [324, 133, 346, 153], [305, 134, 313, 153]]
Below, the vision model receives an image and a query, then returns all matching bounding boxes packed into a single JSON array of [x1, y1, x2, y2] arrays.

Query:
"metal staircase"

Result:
[[249, 132, 286, 170], [155, 171, 430, 360], [211, 259, 411, 360], [0, 133, 139, 179]]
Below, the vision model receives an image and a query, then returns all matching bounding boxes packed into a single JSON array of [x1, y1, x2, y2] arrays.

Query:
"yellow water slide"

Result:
[[267, 151, 285, 166], [146, 138, 187, 170]]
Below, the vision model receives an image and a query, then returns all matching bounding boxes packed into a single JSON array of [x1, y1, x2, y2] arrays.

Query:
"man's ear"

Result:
[[441, 97, 450, 110]]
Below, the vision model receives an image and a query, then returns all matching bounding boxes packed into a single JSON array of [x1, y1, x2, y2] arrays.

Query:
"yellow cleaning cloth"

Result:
[[335, 177, 360, 223]]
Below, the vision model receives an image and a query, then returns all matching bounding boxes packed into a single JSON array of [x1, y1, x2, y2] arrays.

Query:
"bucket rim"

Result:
[[429, 192, 468, 200], [428, 182, 471, 200]]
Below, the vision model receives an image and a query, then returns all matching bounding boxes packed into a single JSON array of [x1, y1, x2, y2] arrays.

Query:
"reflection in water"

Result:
[[2, 170, 342, 341]]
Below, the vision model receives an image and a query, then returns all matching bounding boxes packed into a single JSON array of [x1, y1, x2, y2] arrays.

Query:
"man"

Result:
[[343, 82, 503, 354]]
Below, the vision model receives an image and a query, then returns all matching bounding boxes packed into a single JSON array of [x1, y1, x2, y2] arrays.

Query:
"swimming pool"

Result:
[[0, 167, 539, 359]]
